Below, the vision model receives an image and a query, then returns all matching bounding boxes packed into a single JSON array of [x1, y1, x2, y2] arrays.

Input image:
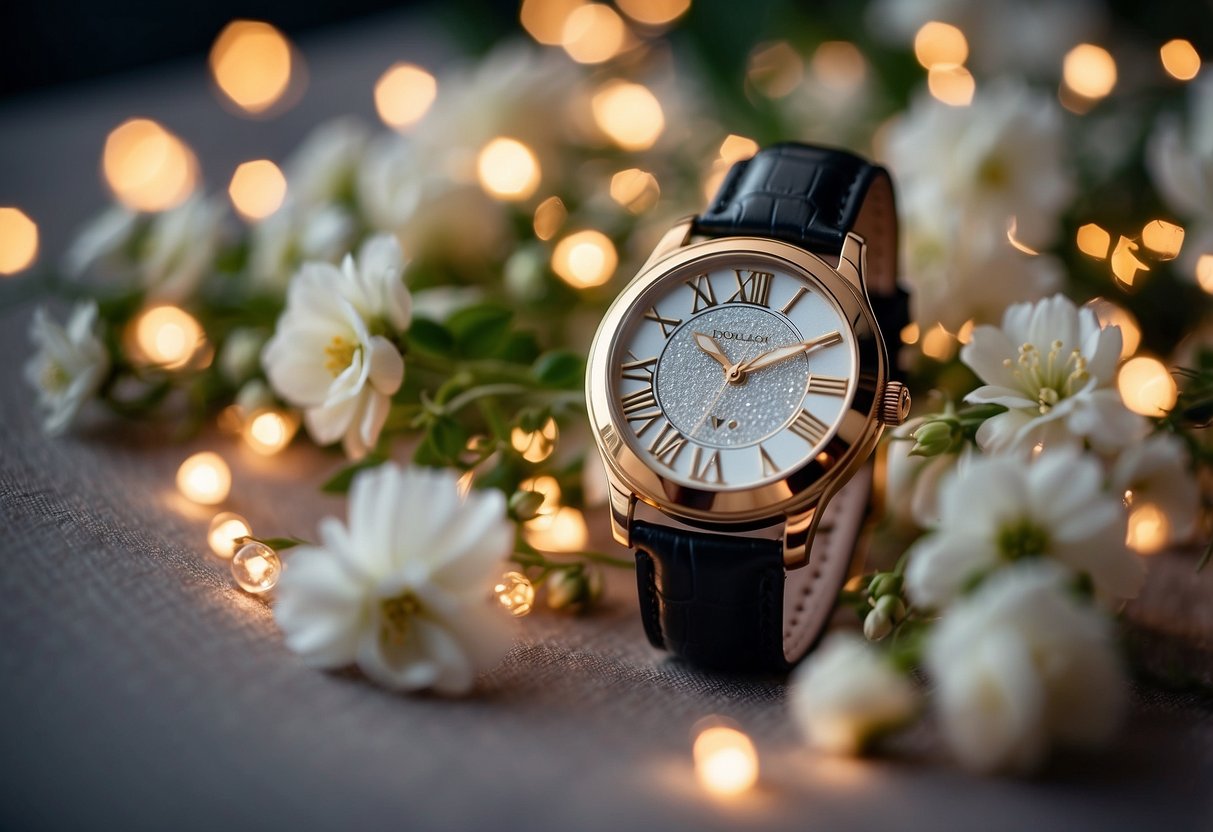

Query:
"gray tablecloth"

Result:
[[2, 11, 1211, 831]]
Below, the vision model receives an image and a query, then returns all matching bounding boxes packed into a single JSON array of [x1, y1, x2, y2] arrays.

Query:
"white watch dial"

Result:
[[611, 263, 857, 490]]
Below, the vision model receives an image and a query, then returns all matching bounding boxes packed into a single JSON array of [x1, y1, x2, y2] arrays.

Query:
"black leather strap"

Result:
[[633, 143, 900, 674]]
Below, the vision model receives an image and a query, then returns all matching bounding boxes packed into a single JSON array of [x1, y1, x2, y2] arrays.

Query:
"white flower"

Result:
[[140, 196, 225, 303], [1147, 76, 1213, 281], [961, 294, 1149, 454], [261, 234, 412, 459], [788, 633, 920, 755], [1112, 433, 1201, 544], [248, 202, 356, 293], [218, 327, 268, 385], [63, 206, 138, 278], [273, 463, 515, 694], [886, 82, 1073, 251], [926, 562, 1126, 775], [905, 447, 1143, 610], [284, 117, 370, 208], [24, 302, 110, 435]]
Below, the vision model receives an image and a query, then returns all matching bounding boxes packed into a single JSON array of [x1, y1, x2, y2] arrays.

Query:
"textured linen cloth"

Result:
[[1, 11, 1212, 830]]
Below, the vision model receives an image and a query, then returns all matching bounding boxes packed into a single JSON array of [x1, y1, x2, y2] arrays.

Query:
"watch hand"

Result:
[[738, 330, 842, 375], [692, 331, 733, 372]]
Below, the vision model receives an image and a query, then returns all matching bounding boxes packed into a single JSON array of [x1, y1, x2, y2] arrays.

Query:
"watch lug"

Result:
[[637, 217, 695, 274], [607, 479, 637, 549], [837, 232, 866, 291], [783, 505, 817, 568]]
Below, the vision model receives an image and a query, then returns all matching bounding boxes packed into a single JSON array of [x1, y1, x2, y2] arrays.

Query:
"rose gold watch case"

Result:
[[585, 223, 893, 565]]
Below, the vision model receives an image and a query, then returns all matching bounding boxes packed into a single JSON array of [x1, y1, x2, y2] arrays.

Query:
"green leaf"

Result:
[[498, 331, 541, 365], [321, 454, 388, 494], [532, 350, 584, 389], [447, 304, 512, 358], [243, 535, 310, 551], [428, 416, 469, 461], [407, 318, 455, 357]]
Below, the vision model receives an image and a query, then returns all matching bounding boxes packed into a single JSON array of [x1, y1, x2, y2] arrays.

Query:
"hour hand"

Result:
[[739, 330, 842, 374], [692, 331, 733, 371]]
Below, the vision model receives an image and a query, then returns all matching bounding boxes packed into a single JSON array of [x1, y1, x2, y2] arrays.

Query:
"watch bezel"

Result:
[[586, 235, 888, 529]]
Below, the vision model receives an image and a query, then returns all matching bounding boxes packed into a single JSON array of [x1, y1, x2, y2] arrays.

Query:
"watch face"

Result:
[[609, 255, 857, 491]]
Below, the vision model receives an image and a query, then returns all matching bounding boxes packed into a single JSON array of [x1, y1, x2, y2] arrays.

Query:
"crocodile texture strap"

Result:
[[632, 143, 901, 673]]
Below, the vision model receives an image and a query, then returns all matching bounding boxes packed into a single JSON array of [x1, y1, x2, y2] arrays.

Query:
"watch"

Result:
[[585, 143, 910, 673]]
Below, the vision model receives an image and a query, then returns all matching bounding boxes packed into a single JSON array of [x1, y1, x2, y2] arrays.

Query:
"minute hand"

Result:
[[738, 330, 843, 374]]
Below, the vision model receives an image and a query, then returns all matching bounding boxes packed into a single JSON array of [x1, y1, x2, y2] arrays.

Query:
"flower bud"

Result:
[[509, 489, 546, 521], [874, 594, 907, 625], [863, 606, 893, 641], [909, 419, 957, 457], [546, 566, 603, 614], [867, 572, 903, 599]]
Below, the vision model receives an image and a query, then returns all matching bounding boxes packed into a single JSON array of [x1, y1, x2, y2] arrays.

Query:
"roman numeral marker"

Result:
[[621, 352, 657, 383], [644, 306, 682, 337], [806, 374, 848, 396], [726, 270, 773, 307], [599, 423, 623, 457], [688, 447, 724, 485], [759, 444, 780, 477], [621, 387, 662, 435], [780, 286, 808, 315], [685, 274, 718, 313], [788, 409, 829, 446], [648, 422, 687, 467]]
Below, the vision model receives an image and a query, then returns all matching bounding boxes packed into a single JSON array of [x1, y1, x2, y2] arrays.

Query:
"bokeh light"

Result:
[[1118, 356, 1177, 417], [615, 0, 690, 26], [927, 64, 975, 106], [494, 571, 536, 617], [231, 541, 281, 593], [592, 81, 665, 151], [552, 230, 617, 288], [1160, 39, 1201, 82], [374, 63, 437, 131], [747, 41, 804, 98], [913, 21, 968, 69], [1126, 502, 1170, 555], [1110, 236, 1149, 286], [533, 196, 567, 241], [0, 207, 38, 275], [693, 722, 759, 797], [561, 4, 627, 64], [520, 0, 584, 46], [208, 511, 252, 558], [719, 134, 759, 164], [1084, 298, 1141, 359], [228, 160, 287, 222], [1140, 219, 1184, 260], [524, 506, 590, 552], [1196, 255, 1213, 294], [1063, 44, 1117, 100], [131, 305, 205, 369], [1076, 223, 1111, 259], [810, 41, 867, 93], [477, 138, 541, 201], [177, 452, 232, 505], [103, 118, 198, 212], [610, 168, 661, 214], [209, 20, 294, 115], [519, 474, 562, 517], [243, 408, 299, 455], [511, 417, 560, 462], [920, 324, 956, 360]]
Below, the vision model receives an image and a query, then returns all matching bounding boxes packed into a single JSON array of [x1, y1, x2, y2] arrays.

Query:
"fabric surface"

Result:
[[1, 11, 1212, 831]]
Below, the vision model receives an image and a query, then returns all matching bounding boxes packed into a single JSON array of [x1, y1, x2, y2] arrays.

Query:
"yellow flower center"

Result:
[[1001, 340, 1089, 414], [42, 361, 70, 392], [380, 591, 422, 645], [323, 336, 359, 376]]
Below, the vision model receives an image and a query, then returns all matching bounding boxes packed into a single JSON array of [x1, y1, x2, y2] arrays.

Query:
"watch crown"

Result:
[[880, 381, 911, 425]]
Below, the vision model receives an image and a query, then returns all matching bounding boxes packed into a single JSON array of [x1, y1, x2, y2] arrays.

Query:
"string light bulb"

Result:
[[243, 408, 299, 456], [208, 512, 252, 558], [693, 720, 759, 797], [913, 21, 968, 69], [209, 20, 295, 115], [228, 160, 287, 221], [1063, 44, 1117, 101], [0, 207, 38, 275], [177, 452, 232, 505], [103, 119, 198, 212], [374, 63, 437, 131], [477, 138, 541, 201], [560, 4, 627, 64], [1160, 39, 1201, 81], [130, 305, 205, 370], [551, 230, 617, 288], [591, 81, 665, 151], [494, 571, 535, 617], [231, 540, 282, 593], [1126, 503, 1170, 555], [524, 506, 589, 553]]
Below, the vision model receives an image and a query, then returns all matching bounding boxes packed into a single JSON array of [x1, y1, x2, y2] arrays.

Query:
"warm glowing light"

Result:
[[131, 305, 205, 369], [616, 0, 689, 26], [244, 408, 298, 455], [533, 196, 567, 241], [1110, 236, 1149, 286], [592, 81, 665, 151], [561, 4, 627, 64], [1196, 254, 1213, 293], [551, 230, 617, 288], [900, 322, 920, 345], [494, 571, 536, 617], [519, 475, 562, 516], [511, 417, 560, 463], [228, 159, 287, 222], [1160, 39, 1201, 81], [477, 138, 541, 201], [927, 64, 975, 106], [702, 166, 728, 203], [610, 168, 661, 214], [693, 722, 759, 797], [1063, 44, 1117, 100], [956, 319, 975, 345], [1118, 356, 1178, 417], [520, 0, 585, 45], [920, 324, 955, 360], [747, 41, 804, 98], [103, 118, 198, 212], [1126, 503, 1170, 555], [1006, 217, 1039, 255], [1076, 223, 1111, 259], [719, 134, 759, 165], [209, 20, 293, 115], [177, 452, 232, 505], [208, 512, 252, 558], [231, 541, 281, 593], [524, 506, 589, 552], [1140, 219, 1184, 260], [1085, 298, 1141, 359], [913, 21, 968, 69], [810, 41, 867, 93], [0, 207, 38, 275], [374, 63, 437, 131]]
